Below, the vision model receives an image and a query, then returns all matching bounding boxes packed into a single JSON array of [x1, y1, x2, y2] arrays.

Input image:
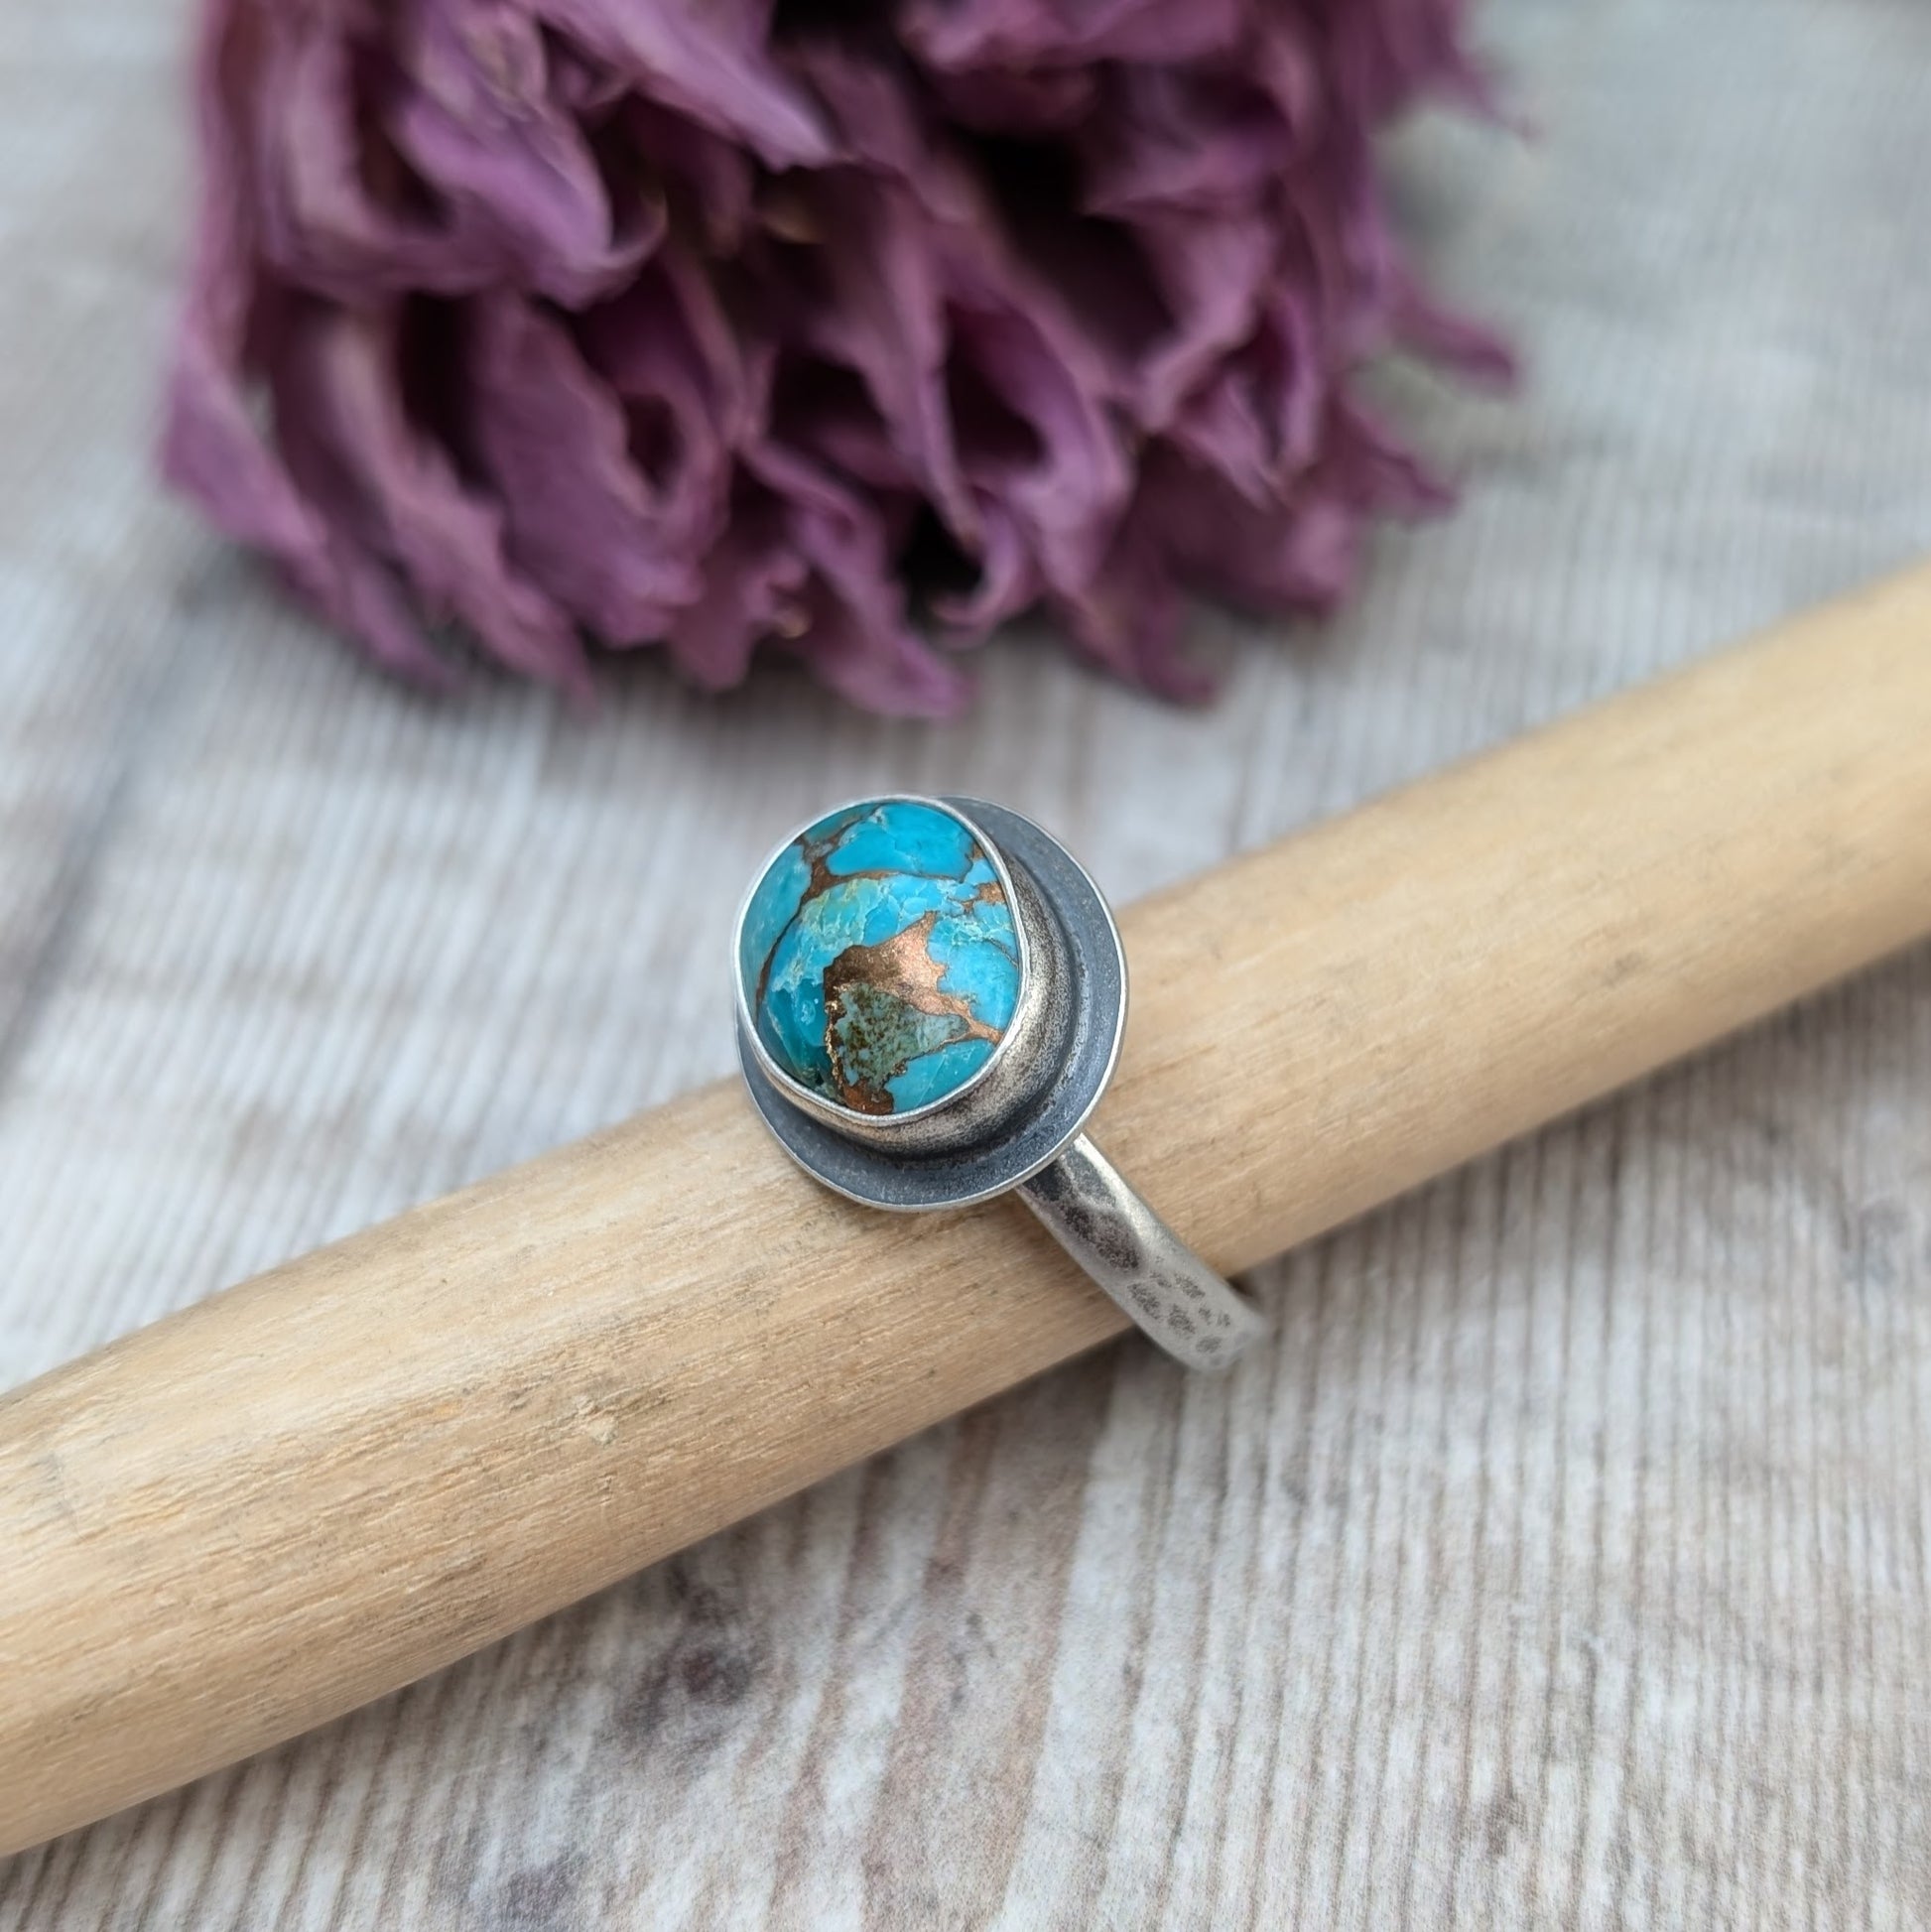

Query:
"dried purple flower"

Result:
[[163, 0, 1507, 714]]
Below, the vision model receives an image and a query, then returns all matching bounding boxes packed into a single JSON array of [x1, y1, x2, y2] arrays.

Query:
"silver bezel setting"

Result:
[[734, 797, 1128, 1211], [732, 794, 1034, 1133]]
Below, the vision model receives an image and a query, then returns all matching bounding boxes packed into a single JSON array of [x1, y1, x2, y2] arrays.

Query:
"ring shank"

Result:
[[1016, 1135, 1265, 1372]]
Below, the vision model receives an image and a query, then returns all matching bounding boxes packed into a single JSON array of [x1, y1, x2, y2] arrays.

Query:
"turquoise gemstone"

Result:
[[739, 799, 1022, 1115]]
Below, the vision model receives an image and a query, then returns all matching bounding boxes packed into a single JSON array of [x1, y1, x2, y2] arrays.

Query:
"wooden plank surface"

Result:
[[3, 0, 1930, 1924]]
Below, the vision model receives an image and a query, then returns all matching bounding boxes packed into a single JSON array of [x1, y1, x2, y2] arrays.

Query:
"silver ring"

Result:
[[732, 795, 1265, 1372]]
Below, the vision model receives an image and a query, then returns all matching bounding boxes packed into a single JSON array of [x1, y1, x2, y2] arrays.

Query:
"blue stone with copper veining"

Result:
[[739, 800, 1021, 1115]]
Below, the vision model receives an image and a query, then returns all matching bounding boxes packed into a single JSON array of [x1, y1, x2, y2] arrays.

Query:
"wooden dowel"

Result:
[[6, 566, 1931, 1855]]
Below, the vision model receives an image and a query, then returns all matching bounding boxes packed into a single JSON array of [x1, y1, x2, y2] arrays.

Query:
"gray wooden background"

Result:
[[5, 0, 1931, 1924]]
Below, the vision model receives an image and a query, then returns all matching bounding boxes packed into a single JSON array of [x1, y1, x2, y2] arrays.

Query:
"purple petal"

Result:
[[161, 0, 328, 568], [1167, 287, 1326, 501], [575, 251, 744, 562], [795, 173, 974, 539], [1133, 211, 1275, 429], [1081, 69, 1294, 220], [930, 496, 1040, 636], [941, 278, 1130, 597], [903, 0, 1244, 74], [1391, 269, 1519, 384], [251, 16, 514, 297], [391, 0, 661, 306], [748, 445, 969, 715], [922, 66, 1097, 137], [271, 303, 587, 689], [624, 98, 757, 252], [467, 293, 703, 638], [530, 0, 829, 167], [663, 484, 808, 689]]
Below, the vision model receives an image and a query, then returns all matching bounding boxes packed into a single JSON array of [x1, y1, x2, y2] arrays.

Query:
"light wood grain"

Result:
[[5, 0, 1931, 1921], [8, 565, 1931, 1859]]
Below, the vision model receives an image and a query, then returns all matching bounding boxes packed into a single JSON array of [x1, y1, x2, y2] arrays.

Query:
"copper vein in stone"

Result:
[[739, 800, 1022, 1115]]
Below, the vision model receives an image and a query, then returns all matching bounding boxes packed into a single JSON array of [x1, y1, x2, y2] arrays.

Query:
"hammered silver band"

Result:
[[1018, 1134, 1266, 1371], [733, 795, 1264, 1372]]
